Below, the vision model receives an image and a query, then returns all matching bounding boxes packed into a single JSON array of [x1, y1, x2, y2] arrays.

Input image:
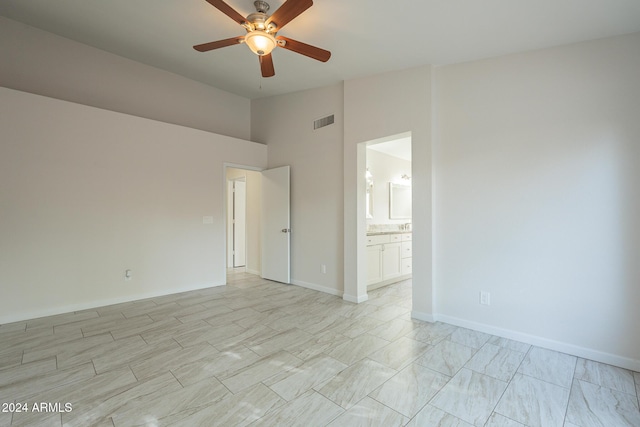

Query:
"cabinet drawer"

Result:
[[402, 233, 412, 241], [401, 241, 412, 258], [366, 234, 390, 246], [388, 234, 402, 243], [401, 259, 412, 275]]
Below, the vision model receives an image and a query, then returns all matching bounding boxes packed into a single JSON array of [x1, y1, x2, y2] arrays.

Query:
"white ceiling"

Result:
[[368, 137, 412, 162], [1, 0, 639, 99]]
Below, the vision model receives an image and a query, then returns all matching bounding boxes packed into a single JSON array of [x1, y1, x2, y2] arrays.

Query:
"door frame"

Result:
[[223, 163, 263, 285]]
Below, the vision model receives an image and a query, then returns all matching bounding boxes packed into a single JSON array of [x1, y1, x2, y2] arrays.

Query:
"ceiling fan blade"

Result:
[[266, 0, 313, 30], [204, 0, 247, 25], [276, 36, 331, 62], [259, 53, 275, 77], [194, 36, 244, 52]]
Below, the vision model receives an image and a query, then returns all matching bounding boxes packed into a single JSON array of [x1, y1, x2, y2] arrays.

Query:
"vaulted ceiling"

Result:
[[2, 0, 639, 99]]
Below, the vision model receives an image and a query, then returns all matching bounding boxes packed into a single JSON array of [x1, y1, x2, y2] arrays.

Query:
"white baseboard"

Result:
[[342, 293, 369, 304], [245, 268, 261, 276], [436, 314, 640, 372], [0, 282, 221, 325], [291, 279, 342, 297]]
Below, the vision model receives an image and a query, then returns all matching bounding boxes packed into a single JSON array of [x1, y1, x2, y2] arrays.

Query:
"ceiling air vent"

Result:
[[314, 114, 335, 130]]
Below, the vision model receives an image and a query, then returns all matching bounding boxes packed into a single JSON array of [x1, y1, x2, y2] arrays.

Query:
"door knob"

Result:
[[281, 228, 291, 233]]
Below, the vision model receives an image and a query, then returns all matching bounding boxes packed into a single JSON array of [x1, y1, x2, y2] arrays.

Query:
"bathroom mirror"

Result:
[[366, 184, 374, 219], [389, 183, 411, 219]]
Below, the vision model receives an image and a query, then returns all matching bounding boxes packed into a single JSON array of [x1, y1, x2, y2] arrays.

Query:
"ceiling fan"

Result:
[[194, 0, 331, 77]]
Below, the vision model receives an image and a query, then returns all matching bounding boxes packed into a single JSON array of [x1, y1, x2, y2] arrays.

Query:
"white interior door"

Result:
[[261, 166, 290, 283], [233, 180, 246, 267]]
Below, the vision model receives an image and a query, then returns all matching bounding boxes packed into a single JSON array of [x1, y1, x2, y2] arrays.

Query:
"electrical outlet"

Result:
[[321, 264, 327, 274], [480, 291, 490, 305]]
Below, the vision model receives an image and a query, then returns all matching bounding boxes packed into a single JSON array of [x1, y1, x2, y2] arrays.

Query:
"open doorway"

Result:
[[359, 132, 413, 299], [225, 167, 262, 277]]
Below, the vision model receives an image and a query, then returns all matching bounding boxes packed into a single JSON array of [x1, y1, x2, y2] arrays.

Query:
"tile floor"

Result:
[[1, 270, 639, 426]]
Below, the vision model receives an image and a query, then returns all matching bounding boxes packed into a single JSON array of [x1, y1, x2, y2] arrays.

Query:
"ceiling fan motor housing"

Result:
[[254, 1, 270, 14]]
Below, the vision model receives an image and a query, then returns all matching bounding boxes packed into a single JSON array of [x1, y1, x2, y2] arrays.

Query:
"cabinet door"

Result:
[[366, 245, 383, 285], [382, 242, 402, 280]]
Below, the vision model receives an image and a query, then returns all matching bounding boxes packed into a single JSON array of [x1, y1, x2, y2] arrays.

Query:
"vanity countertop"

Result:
[[366, 230, 412, 236]]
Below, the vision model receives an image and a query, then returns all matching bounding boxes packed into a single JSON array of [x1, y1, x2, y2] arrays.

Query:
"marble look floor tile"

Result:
[[249, 328, 314, 357], [252, 390, 344, 427], [635, 371, 640, 408], [367, 318, 420, 342], [221, 350, 302, 393], [406, 405, 474, 427], [326, 396, 408, 427], [168, 383, 285, 427], [92, 337, 180, 374], [0, 412, 12, 427], [338, 317, 385, 339], [174, 304, 234, 324], [0, 350, 22, 370], [26, 310, 100, 330], [484, 413, 526, 426], [365, 304, 410, 322], [52, 312, 126, 335], [487, 336, 531, 354], [415, 339, 476, 376], [80, 314, 155, 338], [10, 411, 61, 427], [409, 322, 457, 345], [203, 307, 262, 326], [2, 327, 82, 354], [233, 309, 291, 330], [495, 373, 570, 427], [63, 372, 183, 427], [448, 328, 492, 349], [111, 377, 231, 426], [109, 316, 182, 341], [130, 343, 219, 381], [367, 336, 430, 370], [0, 358, 57, 390], [574, 358, 636, 395], [12, 367, 138, 427], [299, 314, 351, 335], [139, 319, 208, 345], [148, 303, 210, 322], [316, 358, 396, 410], [464, 343, 525, 382], [266, 354, 347, 401], [518, 347, 576, 388], [325, 333, 390, 365], [0, 321, 26, 333], [0, 362, 95, 403], [22, 331, 113, 365], [369, 363, 450, 418], [566, 379, 640, 427], [173, 321, 246, 348], [94, 299, 157, 316], [171, 345, 262, 387], [286, 329, 351, 361], [119, 301, 180, 319], [431, 368, 508, 427], [215, 325, 281, 350]]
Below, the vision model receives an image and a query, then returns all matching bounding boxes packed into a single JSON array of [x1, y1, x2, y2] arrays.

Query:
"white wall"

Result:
[[433, 32, 640, 369], [226, 168, 262, 275], [0, 87, 267, 323], [343, 66, 432, 311], [251, 84, 344, 296], [366, 149, 412, 225], [0, 16, 250, 140]]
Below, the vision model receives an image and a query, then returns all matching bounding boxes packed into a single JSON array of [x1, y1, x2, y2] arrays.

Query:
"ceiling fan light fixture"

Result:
[[244, 30, 277, 56]]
